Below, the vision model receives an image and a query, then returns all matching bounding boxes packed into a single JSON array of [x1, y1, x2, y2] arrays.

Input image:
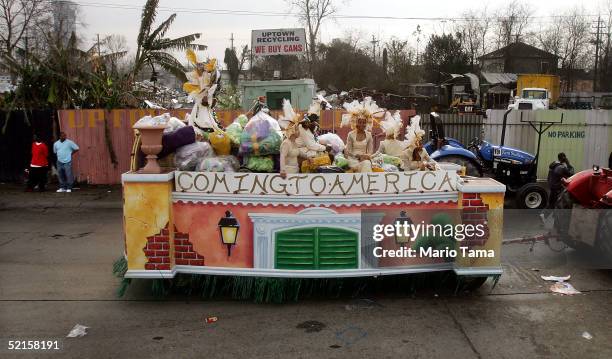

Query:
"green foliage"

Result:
[[224, 48, 240, 86], [216, 85, 242, 110], [422, 33, 471, 83], [132, 0, 204, 83], [314, 39, 384, 90]]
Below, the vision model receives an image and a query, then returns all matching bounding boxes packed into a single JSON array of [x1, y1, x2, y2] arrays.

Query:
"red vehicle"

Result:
[[554, 165, 612, 261]]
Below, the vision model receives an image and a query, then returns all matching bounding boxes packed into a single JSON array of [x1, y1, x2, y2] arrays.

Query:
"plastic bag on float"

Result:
[[134, 114, 169, 127], [196, 155, 240, 172], [245, 156, 275, 172], [226, 122, 243, 147], [163, 116, 186, 133], [239, 111, 282, 156], [317, 133, 345, 156], [209, 130, 232, 155], [197, 157, 225, 172], [235, 114, 249, 128], [382, 164, 399, 172], [174, 141, 213, 171], [334, 154, 349, 169], [381, 154, 402, 167]]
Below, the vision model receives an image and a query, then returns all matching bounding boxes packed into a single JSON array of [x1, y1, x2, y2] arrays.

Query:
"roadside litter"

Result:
[[540, 275, 580, 295], [541, 275, 571, 282], [66, 324, 89, 338], [550, 282, 581, 295], [582, 331, 593, 340], [204, 316, 218, 324]]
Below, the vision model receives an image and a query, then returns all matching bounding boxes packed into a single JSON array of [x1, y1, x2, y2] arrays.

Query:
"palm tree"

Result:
[[132, 0, 205, 83]]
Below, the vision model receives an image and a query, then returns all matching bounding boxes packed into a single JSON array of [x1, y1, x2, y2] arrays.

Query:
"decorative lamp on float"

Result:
[[395, 210, 413, 246], [218, 211, 240, 256]]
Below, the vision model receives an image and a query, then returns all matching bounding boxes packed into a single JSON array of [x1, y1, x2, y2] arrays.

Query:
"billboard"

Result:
[[251, 28, 306, 56]]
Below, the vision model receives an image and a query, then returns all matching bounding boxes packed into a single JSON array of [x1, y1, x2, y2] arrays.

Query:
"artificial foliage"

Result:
[[112, 255, 479, 303]]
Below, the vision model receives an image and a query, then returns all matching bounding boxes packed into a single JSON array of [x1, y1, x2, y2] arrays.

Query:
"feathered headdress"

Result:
[[405, 115, 425, 148], [182, 49, 219, 96], [278, 99, 301, 137], [340, 97, 385, 131], [307, 100, 321, 121], [380, 111, 403, 138]]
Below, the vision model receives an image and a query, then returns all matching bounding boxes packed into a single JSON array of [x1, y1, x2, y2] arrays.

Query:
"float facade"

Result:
[[121, 170, 505, 280]]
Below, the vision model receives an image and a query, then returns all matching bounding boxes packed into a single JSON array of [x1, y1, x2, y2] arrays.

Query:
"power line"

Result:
[[73, 1, 604, 22]]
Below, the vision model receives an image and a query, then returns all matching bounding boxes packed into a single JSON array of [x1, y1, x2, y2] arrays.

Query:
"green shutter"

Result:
[[275, 228, 317, 269], [275, 227, 358, 270], [317, 228, 358, 269]]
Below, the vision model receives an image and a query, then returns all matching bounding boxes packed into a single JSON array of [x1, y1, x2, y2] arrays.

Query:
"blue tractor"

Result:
[[424, 110, 561, 209]]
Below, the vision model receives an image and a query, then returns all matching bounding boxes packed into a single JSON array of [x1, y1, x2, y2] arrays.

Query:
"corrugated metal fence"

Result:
[[418, 113, 484, 146], [58, 109, 416, 184], [484, 110, 612, 178]]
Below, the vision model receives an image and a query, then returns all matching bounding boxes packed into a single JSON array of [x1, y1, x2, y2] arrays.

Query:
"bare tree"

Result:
[[287, 0, 339, 74], [538, 7, 592, 91], [0, 0, 48, 57], [456, 8, 491, 70], [494, 0, 533, 47]]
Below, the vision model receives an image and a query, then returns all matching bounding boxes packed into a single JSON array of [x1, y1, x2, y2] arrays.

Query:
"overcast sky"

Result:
[[76, 0, 602, 66]]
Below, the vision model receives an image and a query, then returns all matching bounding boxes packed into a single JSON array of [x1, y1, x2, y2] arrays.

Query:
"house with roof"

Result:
[[479, 42, 559, 74]]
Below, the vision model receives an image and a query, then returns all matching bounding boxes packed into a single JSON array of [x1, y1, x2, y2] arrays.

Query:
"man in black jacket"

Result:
[[547, 152, 575, 209]]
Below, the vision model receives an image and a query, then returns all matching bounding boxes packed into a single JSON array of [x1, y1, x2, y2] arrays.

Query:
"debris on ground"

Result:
[[550, 282, 581, 295], [582, 331, 593, 340], [66, 324, 89, 338], [541, 275, 571, 282], [204, 316, 218, 324], [344, 298, 383, 311], [296, 320, 326, 333]]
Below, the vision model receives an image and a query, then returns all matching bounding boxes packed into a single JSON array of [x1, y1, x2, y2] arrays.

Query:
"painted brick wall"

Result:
[[143, 226, 205, 269], [143, 227, 171, 270], [174, 231, 205, 266], [461, 193, 490, 247]]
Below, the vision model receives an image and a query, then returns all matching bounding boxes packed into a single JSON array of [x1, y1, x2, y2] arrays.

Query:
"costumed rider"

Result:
[[277, 99, 302, 177], [341, 97, 384, 173], [403, 115, 440, 171], [373, 110, 407, 169], [183, 49, 222, 137], [296, 99, 328, 158]]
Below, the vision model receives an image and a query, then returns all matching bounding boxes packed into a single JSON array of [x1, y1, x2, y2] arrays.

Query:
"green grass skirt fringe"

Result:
[[113, 256, 475, 303]]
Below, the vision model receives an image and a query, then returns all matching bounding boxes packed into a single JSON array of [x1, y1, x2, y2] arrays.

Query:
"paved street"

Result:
[[1, 186, 611, 358]]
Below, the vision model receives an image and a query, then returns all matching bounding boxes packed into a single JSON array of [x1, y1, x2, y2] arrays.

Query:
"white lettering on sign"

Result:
[[175, 171, 458, 196], [251, 28, 306, 57]]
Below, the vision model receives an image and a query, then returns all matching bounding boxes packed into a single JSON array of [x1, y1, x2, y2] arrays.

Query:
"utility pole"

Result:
[[230, 33, 235, 51], [97, 34, 101, 57], [370, 35, 379, 61], [593, 16, 605, 92]]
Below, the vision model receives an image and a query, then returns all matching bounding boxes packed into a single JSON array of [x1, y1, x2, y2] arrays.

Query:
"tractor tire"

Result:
[[595, 210, 612, 265], [516, 183, 548, 209], [436, 155, 482, 177]]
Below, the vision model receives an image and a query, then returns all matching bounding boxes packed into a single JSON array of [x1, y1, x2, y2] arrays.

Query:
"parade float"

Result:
[[117, 50, 506, 299]]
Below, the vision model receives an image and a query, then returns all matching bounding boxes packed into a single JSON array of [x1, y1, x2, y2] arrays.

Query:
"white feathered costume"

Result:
[[296, 100, 326, 158], [277, 99, 301, 174], [402, 115, 439, 171]]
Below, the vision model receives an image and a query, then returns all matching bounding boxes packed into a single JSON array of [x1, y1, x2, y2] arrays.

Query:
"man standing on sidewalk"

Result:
[[53, 132, 79, 193], [26, 135, 49, 192]]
